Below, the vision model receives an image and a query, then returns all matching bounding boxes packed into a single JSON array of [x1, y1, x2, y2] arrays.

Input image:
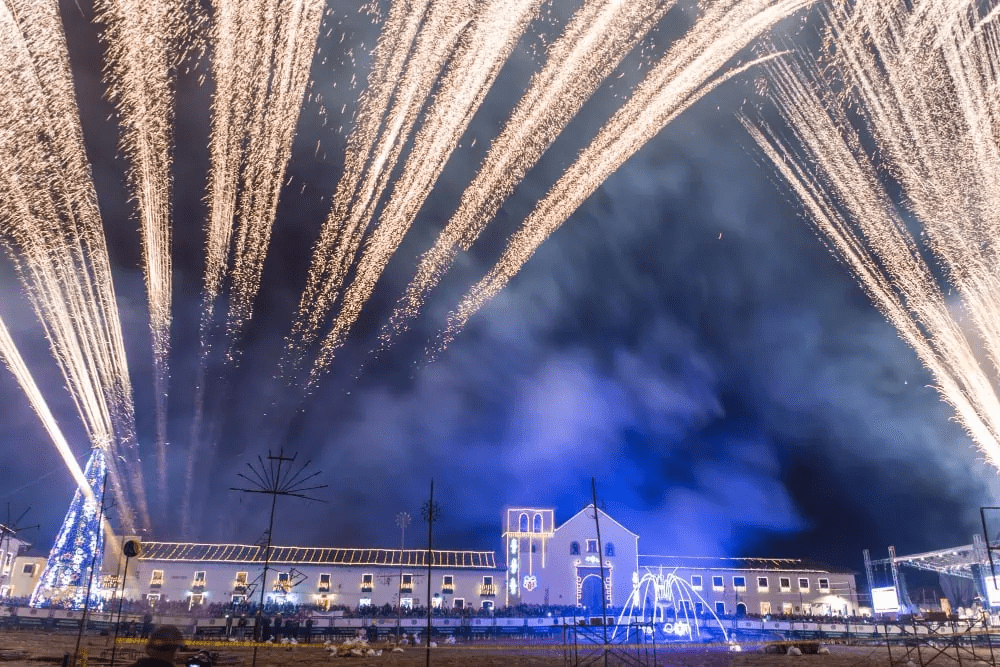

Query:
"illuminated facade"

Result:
[[504, 506, 639, 610], [46, 501, 857, 616], [121, 544, 498, 611]]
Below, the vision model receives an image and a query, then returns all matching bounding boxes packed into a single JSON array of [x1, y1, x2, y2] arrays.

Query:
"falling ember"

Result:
[[305, 0, 546, 381], [96, 0, 190, 509], [440, 0, 814, 347], [0, 0, 146, 533], [384, 0, 677, 344], [747, 0, 1000, 467]]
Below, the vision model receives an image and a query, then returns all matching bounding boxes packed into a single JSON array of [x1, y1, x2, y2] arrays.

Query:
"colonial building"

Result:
[[636, 555, 859, 617], [89, 505, 858, 617], [115, 543, 497, 611], [0, 531, 44, 599]]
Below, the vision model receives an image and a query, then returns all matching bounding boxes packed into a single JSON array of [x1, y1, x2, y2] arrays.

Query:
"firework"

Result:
[[748, 0, 1000, 466], [0, 0, 147, 532], [441, 0, 814, 346]]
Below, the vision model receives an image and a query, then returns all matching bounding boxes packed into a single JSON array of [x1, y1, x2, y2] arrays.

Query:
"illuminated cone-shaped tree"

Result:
[[30, 449, 106, 609]]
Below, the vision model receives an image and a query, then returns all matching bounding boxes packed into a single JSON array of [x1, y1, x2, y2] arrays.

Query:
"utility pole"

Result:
[[74, 474, 109, 666], [396, 511, 411, 643], [232, 448, 326, 667], [421, 481, 441, 667], [591, 478, 609, 667]]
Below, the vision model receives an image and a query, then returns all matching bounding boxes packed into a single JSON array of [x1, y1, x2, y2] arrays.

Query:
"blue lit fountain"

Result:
[[612, 567, 730, 643]]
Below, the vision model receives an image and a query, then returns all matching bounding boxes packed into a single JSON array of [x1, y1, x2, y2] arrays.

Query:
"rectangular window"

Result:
[[782, 602, 793, 615], [150, 570, 164, 587], [189, 593, 204, 609], [481, 575, 496, 596], [431, 595, 443, 608], [586, 539, 598, 553], [757, 576, 769, 592], [712, 576, 724, 591], [733, 576, 746, 591], [318, 573, 331, 593], [235, 571, 248, 588], [760, 601, 771, 615], [715, 601, 725, 616], [193, 571, 206, 587], [691, 575, 703, 590], [779, 577, 791, 592], [232, 594, 245, 604], [363, 573, 375, 592], [695, 601, 704, 615], [400, 573, 411, 592], [482, 600, 494, 611], [401, 597, 413, 609], [818, 578, 830, 592], [359, 597, 372, 607], [483, 575, 493, 586], [21, 563, 34, 576], [146, 593, 160, 603], [453, 598, 465, 610], [442, 575, 454, 592], [798, 577, 809, 591]]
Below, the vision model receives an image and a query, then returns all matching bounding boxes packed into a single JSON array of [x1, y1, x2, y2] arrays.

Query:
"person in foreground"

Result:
[[127, 624, 184, 667]]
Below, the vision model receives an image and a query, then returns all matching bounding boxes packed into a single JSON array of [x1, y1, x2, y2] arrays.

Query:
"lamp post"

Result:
[[395, 511, 411, 642]]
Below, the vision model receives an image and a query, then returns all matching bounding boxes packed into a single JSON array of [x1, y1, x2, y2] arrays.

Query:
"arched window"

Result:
[[533, 513, 542, 533], [605, 542, 615, 557], [519, 513, 528, 532], [570, 541, 580, 555]]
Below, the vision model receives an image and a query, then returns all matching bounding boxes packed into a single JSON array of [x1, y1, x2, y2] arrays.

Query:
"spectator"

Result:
[[126, 625, 183, 667]]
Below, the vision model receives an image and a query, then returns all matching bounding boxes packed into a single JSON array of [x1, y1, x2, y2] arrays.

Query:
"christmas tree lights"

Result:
[[30, 449, 106, 609]]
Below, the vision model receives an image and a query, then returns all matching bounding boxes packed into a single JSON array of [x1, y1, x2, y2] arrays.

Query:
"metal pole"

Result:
[[109, 553, 131, 667], [592, 479, 609, 667], [426, 480, 434, 667], [73, 471, 108, 666], [252, 469, 281, 667]]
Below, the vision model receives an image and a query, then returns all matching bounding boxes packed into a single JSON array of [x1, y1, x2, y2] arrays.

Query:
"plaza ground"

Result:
[[0, 629, 984, 667]]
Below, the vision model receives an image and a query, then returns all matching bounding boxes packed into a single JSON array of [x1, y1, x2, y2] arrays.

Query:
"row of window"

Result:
[[689, 575, 831, 593], [148, 570, 485, 594], [648, 600, 828, 617], [569, 541, 615, 556]]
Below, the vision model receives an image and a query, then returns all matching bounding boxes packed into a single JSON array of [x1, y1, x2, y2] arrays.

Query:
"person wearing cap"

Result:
[[127, 624, 183, 667]]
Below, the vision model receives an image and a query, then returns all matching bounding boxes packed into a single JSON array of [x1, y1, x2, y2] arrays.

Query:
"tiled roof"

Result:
[[639, 554, 853, 574], [137, 543, 495, 568]]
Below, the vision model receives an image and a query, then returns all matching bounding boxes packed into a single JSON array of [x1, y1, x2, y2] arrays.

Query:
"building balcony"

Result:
[[480, 583, 496, 597], [442, 587, 454, 595]]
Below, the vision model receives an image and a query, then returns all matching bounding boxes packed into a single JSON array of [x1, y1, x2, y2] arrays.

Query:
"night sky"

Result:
[[1, 0, 996, 577]]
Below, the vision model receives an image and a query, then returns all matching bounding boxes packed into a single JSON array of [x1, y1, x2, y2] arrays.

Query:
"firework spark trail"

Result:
[[440, 0, 814, 347], [0, 315, 95, 503], [202, 0, 325, 342], [384, 0, 677, 343], [748, 0, 1000, 467], [287, 0, 476, 362], [96, 0, 188, 510], [307, 0, 548, 379], [185, 0, 324, 535], [0, 0, 146, 532]]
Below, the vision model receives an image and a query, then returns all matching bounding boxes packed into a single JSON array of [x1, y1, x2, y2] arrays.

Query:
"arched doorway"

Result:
[[735, 602, 747, 617], [580, 575, 604, 613]]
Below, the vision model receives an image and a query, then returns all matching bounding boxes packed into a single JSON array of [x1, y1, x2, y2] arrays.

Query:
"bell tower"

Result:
[[502, 507, 554, 605]]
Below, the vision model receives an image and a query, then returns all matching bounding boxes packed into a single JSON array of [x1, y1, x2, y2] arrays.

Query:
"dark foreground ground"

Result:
[[0, 629, 983, 667]]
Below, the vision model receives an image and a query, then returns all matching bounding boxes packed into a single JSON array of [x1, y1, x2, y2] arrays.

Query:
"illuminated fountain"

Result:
[[612, 567, 729, 643]]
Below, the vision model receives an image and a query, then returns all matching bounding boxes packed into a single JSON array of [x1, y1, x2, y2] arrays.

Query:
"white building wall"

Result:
[[126, 559, 499, 611], [650, 566, 859, 617]]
